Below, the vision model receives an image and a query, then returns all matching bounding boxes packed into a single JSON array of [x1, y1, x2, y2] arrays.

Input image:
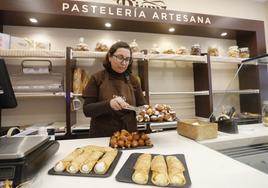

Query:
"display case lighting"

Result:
[[105, 22, 112, 28], [168, 27, 175, 32], [221, 32, 228, 37], [29, 18, 38, 23]]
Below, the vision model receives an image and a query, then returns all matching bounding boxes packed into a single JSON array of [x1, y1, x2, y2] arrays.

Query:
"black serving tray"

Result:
[[110, 144, 154, 150], [116, 153, 192, 188], [48, 150, 122, 178]]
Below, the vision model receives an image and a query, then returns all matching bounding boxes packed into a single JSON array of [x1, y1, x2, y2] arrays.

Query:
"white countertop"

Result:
[[200, 123, 268, 150], [29, 130, 268, 188]]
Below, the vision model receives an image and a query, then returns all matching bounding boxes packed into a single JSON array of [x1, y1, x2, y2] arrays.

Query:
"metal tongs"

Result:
[[124, 105, 146, 114]]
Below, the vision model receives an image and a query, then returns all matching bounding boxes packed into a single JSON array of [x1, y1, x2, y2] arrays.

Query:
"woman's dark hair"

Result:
[[103, 41, 133, 74]]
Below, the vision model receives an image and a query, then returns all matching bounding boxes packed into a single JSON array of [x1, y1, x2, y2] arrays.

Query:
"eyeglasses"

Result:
[[113, 54, 131, 64]]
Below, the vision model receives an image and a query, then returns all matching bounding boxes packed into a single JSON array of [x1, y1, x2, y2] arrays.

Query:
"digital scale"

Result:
[[0, 136, 59, 187]]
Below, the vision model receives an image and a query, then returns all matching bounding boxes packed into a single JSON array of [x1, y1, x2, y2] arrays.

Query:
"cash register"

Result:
[[0, 59, 59, 187]]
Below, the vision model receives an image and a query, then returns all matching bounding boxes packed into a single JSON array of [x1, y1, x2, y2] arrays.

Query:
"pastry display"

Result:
[[116, 153, 190, 187], [129, 39, 139, 53], [94, 149, 118, 174], [151, 155, 170, 186], [54, 148, 84, 172], [176, 46, 188, 55], [67, 149, 93, 174], [53, 145, 119, 175], [95, 42, 109, 52], [132, 154, 152, 184], [207, 47, 219, 56], [80, 150, 104, 173], [162, 49, 175, 54], [227, 46, 239, 58], [190, 44, 201, 55], [136, 104, 177, 123], [239, 47, 250, 58], [73, 37, 89, 51], [150, 44, 161, 54], [166, 156, 186, 186], [109, 129, 152, 149]]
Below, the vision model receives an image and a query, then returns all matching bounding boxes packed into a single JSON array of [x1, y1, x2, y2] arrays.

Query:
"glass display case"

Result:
[[210, 54, 268, 133]]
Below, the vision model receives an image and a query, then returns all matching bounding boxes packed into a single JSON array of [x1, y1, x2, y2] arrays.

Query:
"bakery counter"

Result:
[[31, 131, 268, 188], [199, 123, 268, 150]]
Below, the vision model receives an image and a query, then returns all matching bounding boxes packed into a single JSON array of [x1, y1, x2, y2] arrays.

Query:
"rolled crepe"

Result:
[[80, 151, 104, 173], [54, 148, 84, 172], [151, 155, 170, 186], [132, 154, 152, 184], [66, 150, 93, 174], [83, 145, 113, 152], [166, 156, 186, 186], [94, 149, 118, 174]]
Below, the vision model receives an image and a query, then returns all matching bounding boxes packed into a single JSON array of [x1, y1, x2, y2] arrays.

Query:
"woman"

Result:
[[83, 41, 146, 137]]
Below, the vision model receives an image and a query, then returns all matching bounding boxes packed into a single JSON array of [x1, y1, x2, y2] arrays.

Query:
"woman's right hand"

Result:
[[110, 97, 129, 111]]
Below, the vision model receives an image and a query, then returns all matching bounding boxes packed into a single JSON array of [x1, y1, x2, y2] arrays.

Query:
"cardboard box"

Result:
[[0, 33, 10, 49], [177, 119, 218, 141], [10, 36, 34, 49]]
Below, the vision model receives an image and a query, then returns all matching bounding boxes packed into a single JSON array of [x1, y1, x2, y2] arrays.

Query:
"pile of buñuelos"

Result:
[[110, 129, 152, 149], [136, 104, 177, 123]]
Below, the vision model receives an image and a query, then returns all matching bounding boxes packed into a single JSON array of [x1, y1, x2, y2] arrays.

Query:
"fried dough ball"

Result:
[[131, 140, 139, 147], [140, 133, 149, 140], [117, 139, 125, 148], [138, 139, 145, 146], [125, 140, 131, 148], [132, 133, 140, 140], [150, 115, 158, 122], [144, 114, 150, 122], [136, 115, 144, 122], [146, 108, 154, 116]]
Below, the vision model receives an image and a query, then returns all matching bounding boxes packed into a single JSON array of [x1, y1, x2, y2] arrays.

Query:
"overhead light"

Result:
[[105, 22, 112, 28], [169, 27, 175, 32], [29, 18, 38, 23], [221, 32, 228, 37]]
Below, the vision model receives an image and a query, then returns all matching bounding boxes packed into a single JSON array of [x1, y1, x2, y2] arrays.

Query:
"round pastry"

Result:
[[164, 114, 171, 121], [165, 105, 171, 111], [150, 115, 158, 122], [144, 114, 150, 122], [131, 140, 139, 147], [132, 132, 140, 140], [139, 110, 146, 117], [140, 133, 149, 140], [154, 110, 160, 116], [125, 140, 132, 148], [138, 139, 145, 146], [113, 131, 120, 138], [136, 115, 144, 122], [117, 139, 125, 148], [146, 108, 154, 116], [157, 114, 164, 122], [155, 104, 164, 111], [127, 134, 133, 141]]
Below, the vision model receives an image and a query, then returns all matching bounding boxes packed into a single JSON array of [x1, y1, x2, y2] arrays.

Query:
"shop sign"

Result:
[[61, 1, 212, 25], [113, 0, 167, 9]]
